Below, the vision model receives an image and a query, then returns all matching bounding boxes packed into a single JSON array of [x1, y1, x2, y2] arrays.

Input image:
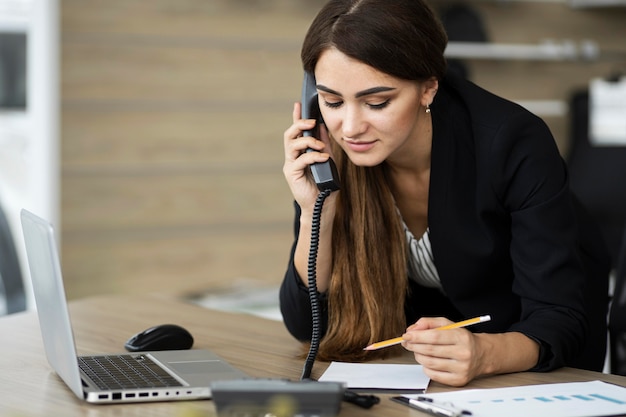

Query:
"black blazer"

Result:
[[279, 72, 610, 372]]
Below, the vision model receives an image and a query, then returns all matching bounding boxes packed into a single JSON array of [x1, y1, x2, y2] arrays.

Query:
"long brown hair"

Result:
[[300, 0, 448, 361]]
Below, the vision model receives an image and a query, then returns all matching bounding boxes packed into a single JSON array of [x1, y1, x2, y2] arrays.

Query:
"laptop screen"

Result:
[[21, 209, 85, 399]]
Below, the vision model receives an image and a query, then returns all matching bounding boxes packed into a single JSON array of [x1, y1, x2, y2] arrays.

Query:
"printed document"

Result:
[[403, 380, 626, 417]]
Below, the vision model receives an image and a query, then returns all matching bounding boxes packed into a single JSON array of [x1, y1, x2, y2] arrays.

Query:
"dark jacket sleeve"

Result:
[[430, 74, 609, 371], [488, 110, 609, 371], [279, 201, 329, 341]]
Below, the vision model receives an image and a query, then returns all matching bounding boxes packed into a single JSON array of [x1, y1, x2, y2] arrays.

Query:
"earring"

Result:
[[426, 104, 431, 114]]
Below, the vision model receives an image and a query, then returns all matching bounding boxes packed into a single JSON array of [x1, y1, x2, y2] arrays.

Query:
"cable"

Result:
[[300, 188, 332, 380], [299, 188, 381, 410], [342, 390, 380, 409]]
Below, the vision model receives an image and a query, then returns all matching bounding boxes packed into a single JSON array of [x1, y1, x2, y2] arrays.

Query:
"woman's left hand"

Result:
[[401, 317, 486, 387]]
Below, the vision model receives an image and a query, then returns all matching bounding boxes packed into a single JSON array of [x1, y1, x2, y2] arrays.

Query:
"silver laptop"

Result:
[[20, 208, 248, 404]]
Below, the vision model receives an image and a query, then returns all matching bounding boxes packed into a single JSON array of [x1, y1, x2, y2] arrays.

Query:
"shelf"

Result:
[[569, 0, 626, 7], [486, 0, 626, 7], [445, 40, 600, 61]]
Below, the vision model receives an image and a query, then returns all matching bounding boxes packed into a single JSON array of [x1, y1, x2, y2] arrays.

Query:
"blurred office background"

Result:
[[1, 0, 625, 318]]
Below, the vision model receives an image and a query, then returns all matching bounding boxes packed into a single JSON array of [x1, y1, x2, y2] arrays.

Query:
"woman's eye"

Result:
[[323, 100, 343, 109], [368, 100, 390, 110], [322, 98, 390, 110]]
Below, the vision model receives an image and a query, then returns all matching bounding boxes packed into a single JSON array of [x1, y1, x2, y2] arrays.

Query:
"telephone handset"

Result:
[[301, 72, 340, 192]]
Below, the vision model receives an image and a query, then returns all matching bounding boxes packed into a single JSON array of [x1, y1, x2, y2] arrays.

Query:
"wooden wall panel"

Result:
[[62, 172, 291, 230], [60, 0, 626, 300], [62, 231, 293, 299], [62, 43, 302, 101], [60, 0, 311, 299], [62, 111, 289, 169]]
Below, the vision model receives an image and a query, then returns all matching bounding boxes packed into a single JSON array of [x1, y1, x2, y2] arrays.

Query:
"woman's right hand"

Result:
[[284, 102, 337, 292], [283, 102, 336, 211]]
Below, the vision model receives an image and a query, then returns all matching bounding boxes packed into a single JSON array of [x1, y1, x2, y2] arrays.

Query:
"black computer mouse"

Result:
[[124, 324, 194, 352]]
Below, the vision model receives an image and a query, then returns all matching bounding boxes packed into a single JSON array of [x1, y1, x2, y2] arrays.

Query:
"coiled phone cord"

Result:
[[300, 188, 380, 409], [300, 188, 332, 381]]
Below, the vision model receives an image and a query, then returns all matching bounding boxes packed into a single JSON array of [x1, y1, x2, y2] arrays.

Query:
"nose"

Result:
[[341, 105, 366, 139]]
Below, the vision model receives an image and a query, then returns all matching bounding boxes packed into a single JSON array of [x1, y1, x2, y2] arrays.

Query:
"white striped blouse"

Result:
[[403, 223, 443, 290]]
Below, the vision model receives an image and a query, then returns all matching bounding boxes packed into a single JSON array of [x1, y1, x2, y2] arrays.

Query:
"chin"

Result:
[[345, 153, 386, 167]]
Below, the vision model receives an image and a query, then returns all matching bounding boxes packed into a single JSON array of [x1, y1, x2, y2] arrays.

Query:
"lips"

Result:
[[344, 139, 377, 152]]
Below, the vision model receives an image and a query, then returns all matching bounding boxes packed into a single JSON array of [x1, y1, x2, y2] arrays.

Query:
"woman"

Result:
[[280, 0, 609, 386]]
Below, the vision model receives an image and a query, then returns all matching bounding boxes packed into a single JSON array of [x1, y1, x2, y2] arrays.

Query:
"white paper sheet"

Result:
[[318, 361, 430, 391], [404, 380, 626, 417]]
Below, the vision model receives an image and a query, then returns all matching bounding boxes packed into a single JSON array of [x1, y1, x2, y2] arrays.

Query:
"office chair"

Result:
[[0, 204, 26, 314], [566, 90, 626, 270], [609, 226, 626, 375], [566, 88, 626, 375]]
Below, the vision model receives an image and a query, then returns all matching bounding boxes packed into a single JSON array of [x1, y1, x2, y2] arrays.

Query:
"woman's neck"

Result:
[[387, 113, 433, 177]]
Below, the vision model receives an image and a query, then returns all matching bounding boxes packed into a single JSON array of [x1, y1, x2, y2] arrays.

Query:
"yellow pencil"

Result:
[[363, 315, 491, 351]]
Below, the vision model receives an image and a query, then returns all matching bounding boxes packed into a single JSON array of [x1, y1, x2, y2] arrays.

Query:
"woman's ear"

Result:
[[421, 77, 439, 107]]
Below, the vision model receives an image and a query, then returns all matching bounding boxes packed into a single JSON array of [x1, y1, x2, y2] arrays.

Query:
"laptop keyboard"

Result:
[[78, 354, 183, 390]]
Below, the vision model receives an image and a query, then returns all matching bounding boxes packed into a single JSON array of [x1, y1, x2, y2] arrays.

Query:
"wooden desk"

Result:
[[1, 294, 625, 417]]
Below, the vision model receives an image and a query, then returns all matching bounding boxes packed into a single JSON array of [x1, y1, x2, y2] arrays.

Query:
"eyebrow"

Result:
[[316, 84, 396, 98]]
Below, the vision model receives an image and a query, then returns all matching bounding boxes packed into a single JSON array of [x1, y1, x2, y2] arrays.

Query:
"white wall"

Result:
[[0, 0, 59, 313]]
